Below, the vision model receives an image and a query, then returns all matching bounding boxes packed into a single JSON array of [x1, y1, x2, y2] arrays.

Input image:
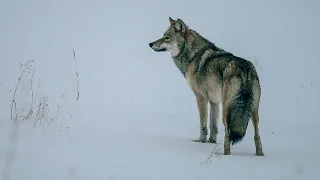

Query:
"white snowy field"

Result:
[[1, 0, 320, 179]]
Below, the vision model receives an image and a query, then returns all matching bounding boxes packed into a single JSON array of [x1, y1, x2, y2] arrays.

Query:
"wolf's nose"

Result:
[[149, 43, 153, 47]]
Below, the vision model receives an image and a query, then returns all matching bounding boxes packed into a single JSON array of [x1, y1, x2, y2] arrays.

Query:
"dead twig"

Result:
[[32, 95, 49, 130], [23, 69, 35, 121], [10, 60, 34, 121], [73, 49, 80, 101], [200, 143, 223, 165], [66, 113, 73, 141]]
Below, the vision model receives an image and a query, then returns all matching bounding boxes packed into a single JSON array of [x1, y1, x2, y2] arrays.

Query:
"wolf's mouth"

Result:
[[155, 48, 166, 52]]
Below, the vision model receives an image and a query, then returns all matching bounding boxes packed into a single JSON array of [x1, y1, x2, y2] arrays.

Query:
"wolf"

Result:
[[148, 17, 264, 156]]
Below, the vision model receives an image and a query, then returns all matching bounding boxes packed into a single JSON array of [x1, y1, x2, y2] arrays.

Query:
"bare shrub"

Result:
[[10, 60, 34, 121], [32, 95, 50, 130], [2, 59, 77, 179], [3, 59, 34, 180]]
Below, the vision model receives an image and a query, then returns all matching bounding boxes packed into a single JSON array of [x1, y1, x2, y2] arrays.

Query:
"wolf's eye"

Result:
[[164, 36, 170, 41]]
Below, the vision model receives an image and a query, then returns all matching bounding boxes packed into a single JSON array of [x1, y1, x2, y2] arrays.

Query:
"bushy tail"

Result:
[[228, 82, 254, 145]]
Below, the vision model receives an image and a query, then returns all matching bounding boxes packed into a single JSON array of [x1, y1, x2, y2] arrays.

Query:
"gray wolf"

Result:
[[148, 17, 264, 156]]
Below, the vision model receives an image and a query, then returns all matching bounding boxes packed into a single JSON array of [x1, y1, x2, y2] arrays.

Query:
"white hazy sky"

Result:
[[0, 0, 319, 179]]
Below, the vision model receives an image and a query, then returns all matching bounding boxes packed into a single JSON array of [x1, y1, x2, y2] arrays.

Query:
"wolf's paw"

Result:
[[255, 151, 265, 156], [199, 134, 207, 143], [191, 139, 207, 143], [208, 137, 217, 143], [224, 148, 231, 155], [191, 135, 207, 143]]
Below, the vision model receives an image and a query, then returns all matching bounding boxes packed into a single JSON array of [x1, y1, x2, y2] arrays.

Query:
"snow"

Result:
[[1, 0, 320, 179]]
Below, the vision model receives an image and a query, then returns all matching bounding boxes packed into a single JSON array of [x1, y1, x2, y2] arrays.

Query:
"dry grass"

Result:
[[2, 59, 77, 179], [200, 142, 223, 165], [10, 60, 34, 122]]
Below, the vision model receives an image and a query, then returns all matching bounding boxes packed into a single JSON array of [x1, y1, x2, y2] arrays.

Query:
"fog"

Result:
[[0, 0, 319, 179]]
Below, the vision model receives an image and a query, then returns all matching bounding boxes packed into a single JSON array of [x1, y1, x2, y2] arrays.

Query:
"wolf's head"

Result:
[[149, 17, 190, 57]]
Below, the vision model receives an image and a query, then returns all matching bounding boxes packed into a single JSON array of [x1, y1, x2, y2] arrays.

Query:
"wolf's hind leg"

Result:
[[252, 110, 264, 156], [222, 105, 230, 155]]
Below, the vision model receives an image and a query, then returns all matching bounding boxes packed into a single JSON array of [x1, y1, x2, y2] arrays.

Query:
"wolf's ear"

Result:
[[175, 18, 187, 32], [169, 17, 176, 25]]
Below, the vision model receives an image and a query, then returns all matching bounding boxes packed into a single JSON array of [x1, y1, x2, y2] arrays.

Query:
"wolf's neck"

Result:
[[172, 31, 221, 77]]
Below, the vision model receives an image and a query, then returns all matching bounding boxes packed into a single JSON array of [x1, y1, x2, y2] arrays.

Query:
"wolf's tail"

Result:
[[227, 78, 255, 145]]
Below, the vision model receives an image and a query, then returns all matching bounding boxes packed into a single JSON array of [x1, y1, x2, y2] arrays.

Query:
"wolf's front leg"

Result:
[[195, 93, 208, 143], [208, 102, 219, 143]]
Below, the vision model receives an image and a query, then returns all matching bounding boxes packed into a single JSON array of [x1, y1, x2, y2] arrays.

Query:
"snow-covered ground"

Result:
[[1, 0, 319, 179]]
